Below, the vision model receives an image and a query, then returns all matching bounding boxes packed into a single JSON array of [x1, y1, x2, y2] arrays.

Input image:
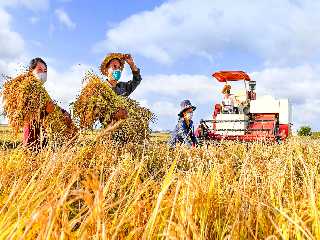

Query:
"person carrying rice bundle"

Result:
[[100, 53, 142, 97], [73, 53, 153, 144], [101, 53, 153, 144], [1, 58, 77, 150]]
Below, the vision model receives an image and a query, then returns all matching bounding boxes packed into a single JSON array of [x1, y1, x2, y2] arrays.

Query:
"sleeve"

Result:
[[123, 68, 142, 96]]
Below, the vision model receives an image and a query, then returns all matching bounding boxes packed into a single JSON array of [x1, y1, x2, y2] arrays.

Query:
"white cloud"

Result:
[[54, 8, 76, 30], [251, 65, 320, 104], [150, 101, 179, 117], [132, 74, 219, 104], [45, 64, 92, 110], [0, 0, 49, 11], [29, 16, 39, 24], [0, 9, 25, 60], [0, 8, 25, 75], [94, 0, 320, 66]]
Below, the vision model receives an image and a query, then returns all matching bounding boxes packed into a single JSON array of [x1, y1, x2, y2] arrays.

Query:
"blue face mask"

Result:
[[112, 70, 122, 81]]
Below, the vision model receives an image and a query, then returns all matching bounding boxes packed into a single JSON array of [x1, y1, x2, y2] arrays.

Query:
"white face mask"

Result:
[[33, 71, 47, 83]]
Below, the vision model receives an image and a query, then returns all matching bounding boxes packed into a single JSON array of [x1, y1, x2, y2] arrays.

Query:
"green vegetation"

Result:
[[297, 125, 312, 136]]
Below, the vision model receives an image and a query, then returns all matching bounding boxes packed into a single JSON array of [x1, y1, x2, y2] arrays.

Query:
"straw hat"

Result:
[[222, 84, 231, 94], [100, 53, 125, 76]]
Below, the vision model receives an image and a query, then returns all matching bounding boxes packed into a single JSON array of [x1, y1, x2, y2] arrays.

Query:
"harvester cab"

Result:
[[196, 71, 292, 143]]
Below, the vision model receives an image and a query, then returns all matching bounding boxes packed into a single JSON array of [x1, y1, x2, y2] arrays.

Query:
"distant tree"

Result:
[[297, 126, 312, 136]]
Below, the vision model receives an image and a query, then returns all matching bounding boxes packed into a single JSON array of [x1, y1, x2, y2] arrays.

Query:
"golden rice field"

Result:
[[0, 125, 320, 239]]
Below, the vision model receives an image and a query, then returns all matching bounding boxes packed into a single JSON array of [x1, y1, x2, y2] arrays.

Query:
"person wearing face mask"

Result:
[[100, 53, 142, 97], [93, 53, 142, 122], [168, 100, 198, 148], [23, 58, 72, 150]]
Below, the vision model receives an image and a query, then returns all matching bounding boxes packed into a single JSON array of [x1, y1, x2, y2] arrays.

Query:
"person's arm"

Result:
[[177, 120, 193, 147], [123, 68, 142, 96], [112, 108, 128, 121], [41, 101, 55, 119], [122, 54, 142, 96], [45, 101, 55, 114]]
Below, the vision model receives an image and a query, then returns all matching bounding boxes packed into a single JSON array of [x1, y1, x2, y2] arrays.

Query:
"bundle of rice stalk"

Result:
[[1, 72, 77, 143], [1, 72, 50, 133], [111, 99, 155, 144], [73, 72, 155, 144], [43, 107, 78, 145], [73, 72, 126, 129]]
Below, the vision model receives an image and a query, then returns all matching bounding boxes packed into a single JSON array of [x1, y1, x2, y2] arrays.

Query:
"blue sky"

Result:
[[1, 0, 320, 131]]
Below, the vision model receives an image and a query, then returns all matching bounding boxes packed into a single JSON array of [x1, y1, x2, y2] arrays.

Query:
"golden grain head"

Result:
[[1, 72, 50, 132]]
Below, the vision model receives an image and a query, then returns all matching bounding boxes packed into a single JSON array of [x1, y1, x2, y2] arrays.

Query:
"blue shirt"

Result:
[[168, 118, 198, 147]]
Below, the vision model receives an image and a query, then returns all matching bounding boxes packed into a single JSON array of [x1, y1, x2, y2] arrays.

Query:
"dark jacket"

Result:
[[112, 69, 142, 96], [168, 118, 198, 147]]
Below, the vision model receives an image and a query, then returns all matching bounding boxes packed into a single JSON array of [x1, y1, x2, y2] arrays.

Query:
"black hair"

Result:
[[29, 57, 47, 70]]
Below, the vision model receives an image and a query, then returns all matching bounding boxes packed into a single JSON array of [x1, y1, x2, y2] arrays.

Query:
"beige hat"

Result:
[[100, 53, 125, 76]]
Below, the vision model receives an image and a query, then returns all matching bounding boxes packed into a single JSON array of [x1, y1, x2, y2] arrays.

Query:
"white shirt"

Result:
[[222, 94, 235, 111]]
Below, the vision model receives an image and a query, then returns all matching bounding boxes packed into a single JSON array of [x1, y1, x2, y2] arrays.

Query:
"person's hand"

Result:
[[113, 108, 128, 121], [63, 112, 72, 125], [123, 54, 138, 71], [45, 101, 55, 113]]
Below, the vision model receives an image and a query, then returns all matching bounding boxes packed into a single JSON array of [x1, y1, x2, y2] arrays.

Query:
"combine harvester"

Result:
[[196, 71, 292, 143]]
